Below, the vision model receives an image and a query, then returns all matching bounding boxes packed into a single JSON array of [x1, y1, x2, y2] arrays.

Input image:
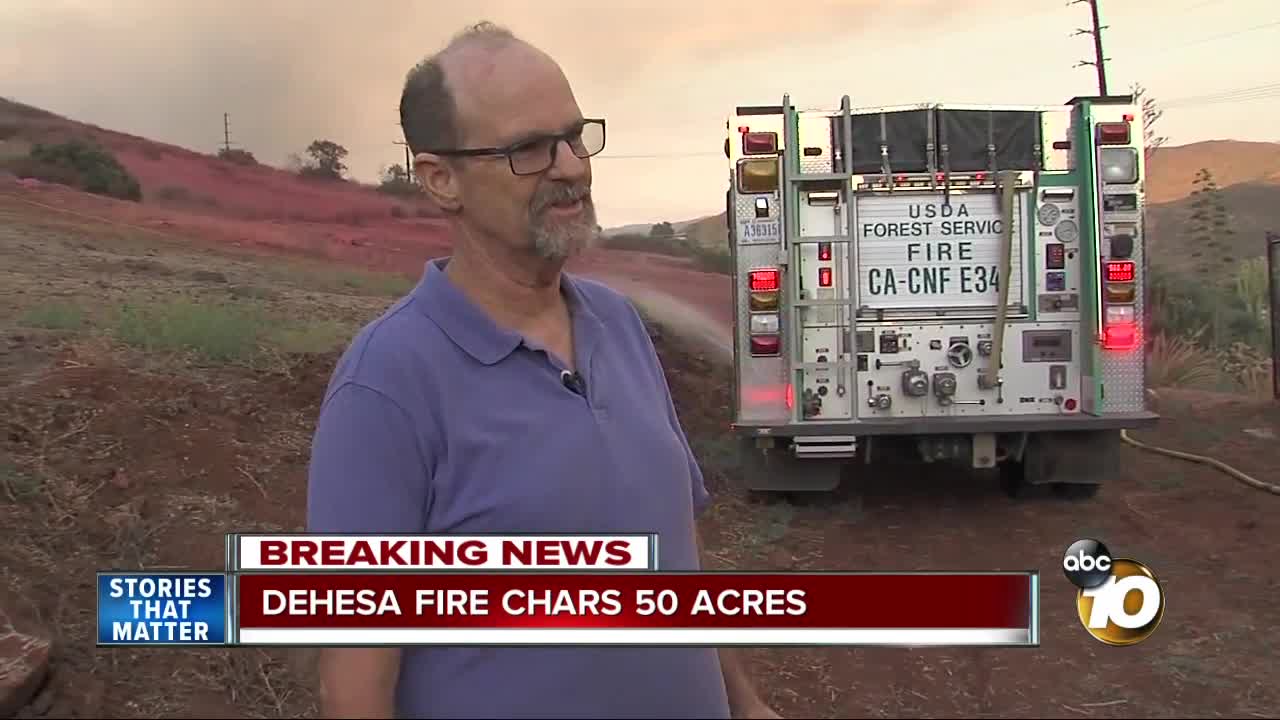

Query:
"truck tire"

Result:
[[1001, 430, 1118, 500], [737, 437, 843, 494]]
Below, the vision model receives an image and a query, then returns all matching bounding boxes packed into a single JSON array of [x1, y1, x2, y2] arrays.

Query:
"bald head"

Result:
[[399, 22, 556, 155], [401, 22, 597, 265]]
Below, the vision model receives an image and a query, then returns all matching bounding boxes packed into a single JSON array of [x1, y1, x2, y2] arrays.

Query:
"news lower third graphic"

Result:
[[97, 572, 228, 646], [1062, 539, 1164, 646]]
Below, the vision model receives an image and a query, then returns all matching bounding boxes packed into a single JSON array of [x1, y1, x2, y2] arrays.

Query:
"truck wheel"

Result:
[[737, 437, 843, 494], [1001, 431, 1117, 500]]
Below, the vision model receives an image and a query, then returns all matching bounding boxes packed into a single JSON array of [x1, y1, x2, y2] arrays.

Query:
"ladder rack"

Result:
[[780, 95, 862, 423]]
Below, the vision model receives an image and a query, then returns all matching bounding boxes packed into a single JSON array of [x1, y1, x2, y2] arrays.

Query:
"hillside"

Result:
[[1146, 140, 1280, 205], [0, 96, 735, 328], [1146, 180, 1280, 271], [0, 97, 443, 226]]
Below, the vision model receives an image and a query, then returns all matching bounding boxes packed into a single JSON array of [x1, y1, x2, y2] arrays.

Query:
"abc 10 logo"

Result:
[[1062, 539, 1165, 646]]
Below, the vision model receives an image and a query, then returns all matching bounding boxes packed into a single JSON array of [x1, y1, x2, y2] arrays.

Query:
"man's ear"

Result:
[[414, 152, 462, 212]]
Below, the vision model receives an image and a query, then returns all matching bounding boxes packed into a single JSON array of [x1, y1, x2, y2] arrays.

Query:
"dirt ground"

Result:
[[2, 194, 1278, 719]]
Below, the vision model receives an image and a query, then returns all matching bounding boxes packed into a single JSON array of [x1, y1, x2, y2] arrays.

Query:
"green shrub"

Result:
[[8, 139, 142, 201], [217, 147, 257, 166]]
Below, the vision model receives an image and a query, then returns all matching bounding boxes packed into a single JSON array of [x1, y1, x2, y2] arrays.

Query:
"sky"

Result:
[[2, 0, 1278, 228]]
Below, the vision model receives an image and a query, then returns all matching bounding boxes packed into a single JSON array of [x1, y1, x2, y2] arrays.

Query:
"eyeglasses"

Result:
[[428, 118, 606, 176]]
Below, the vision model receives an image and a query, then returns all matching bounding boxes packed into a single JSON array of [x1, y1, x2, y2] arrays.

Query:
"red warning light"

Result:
[[743, 132, 778, 155], [1103, 323, 1138, 351], [818, 242, 832, 261], [1097, 122, 1130, 145], [1105, 261, 1135, 283], [818, 267, 833, 287], [749, 268, 780, 292]]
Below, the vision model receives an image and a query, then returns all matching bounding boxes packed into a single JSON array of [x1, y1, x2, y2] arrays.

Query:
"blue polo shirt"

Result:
[[306, 258, 730, 719]]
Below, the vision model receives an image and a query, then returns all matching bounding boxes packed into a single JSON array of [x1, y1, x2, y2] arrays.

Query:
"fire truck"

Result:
[[725, 94, 1158, 497]]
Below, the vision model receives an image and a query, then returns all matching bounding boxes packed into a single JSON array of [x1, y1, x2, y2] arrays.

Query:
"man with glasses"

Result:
[[306, 20, 779, 720]]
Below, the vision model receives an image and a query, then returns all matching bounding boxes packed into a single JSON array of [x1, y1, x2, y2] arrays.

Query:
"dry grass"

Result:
[[1147, 331, 1274, 398], [1220, 341, 1275, 399], [1147, 331, 1221, 389], [19, 302, 86, 331]]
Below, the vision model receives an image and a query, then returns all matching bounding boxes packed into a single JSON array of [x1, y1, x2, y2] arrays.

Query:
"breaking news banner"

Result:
[[95, 535, 1040, 648], [230, 533, 659, 571], [232, 572, 1038, 647], [96, 572, 228, 646]]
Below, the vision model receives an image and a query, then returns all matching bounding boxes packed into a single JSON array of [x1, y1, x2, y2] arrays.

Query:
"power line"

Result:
[[1165, 87, 1280, 110], [1126, 18, 1280, 57], [1162, 81, 1280, 108], [1176, 0, 1224, 11]]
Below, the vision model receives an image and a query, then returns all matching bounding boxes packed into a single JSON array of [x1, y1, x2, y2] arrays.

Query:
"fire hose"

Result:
[[980, 171, 1019, 394], [1119, 429, 1280, 496]]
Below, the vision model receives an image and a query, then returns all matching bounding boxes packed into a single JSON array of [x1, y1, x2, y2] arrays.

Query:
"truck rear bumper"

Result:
[[731, 411, 1159, 437]]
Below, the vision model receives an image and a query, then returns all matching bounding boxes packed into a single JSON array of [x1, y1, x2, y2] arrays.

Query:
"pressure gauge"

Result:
[[1037, 203, 1061, 226], [1055, 219, 1079, 244]]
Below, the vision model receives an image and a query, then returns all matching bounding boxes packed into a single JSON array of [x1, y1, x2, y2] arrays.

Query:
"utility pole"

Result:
[[1267, 231, 1280, 400], [1072, 0, 1110, 95], [393, 108, 416, 184], [393, 141, 412, 177]]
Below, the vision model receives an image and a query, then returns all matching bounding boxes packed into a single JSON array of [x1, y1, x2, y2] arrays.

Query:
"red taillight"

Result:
[[1123, 113, 1135, 122], [1065, 398, 1078, 411], [1105, 261, 1135, 283], [818, 267, 833, 287], [743, 132, 777, 155], [738, 125, 750, 134], [818, 243, 832, 261], [974, 172, 986, 182], [786, 383, 794, 409], [749, 334, 780, 356], [1097, 122, 1130, 145], [1103, 323, 1138, 351], [749, 269, 780, 292]]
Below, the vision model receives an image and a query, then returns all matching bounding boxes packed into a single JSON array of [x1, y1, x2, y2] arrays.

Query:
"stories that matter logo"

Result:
[[1061, 539, 1165, 646]]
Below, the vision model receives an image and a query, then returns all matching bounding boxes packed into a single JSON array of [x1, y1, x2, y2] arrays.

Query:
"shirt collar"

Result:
[[411, 257, 603, 367]]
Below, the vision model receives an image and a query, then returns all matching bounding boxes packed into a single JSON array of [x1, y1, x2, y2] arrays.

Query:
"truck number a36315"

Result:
[[740, 220, 780, 242]]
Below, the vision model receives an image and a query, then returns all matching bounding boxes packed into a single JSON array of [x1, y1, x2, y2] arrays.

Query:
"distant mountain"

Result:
[[602, 216, 708, 238], [1146, 140, 1280, 205]]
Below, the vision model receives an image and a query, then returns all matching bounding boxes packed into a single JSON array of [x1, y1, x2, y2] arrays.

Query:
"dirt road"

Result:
[[590, 272, 734, 361]]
